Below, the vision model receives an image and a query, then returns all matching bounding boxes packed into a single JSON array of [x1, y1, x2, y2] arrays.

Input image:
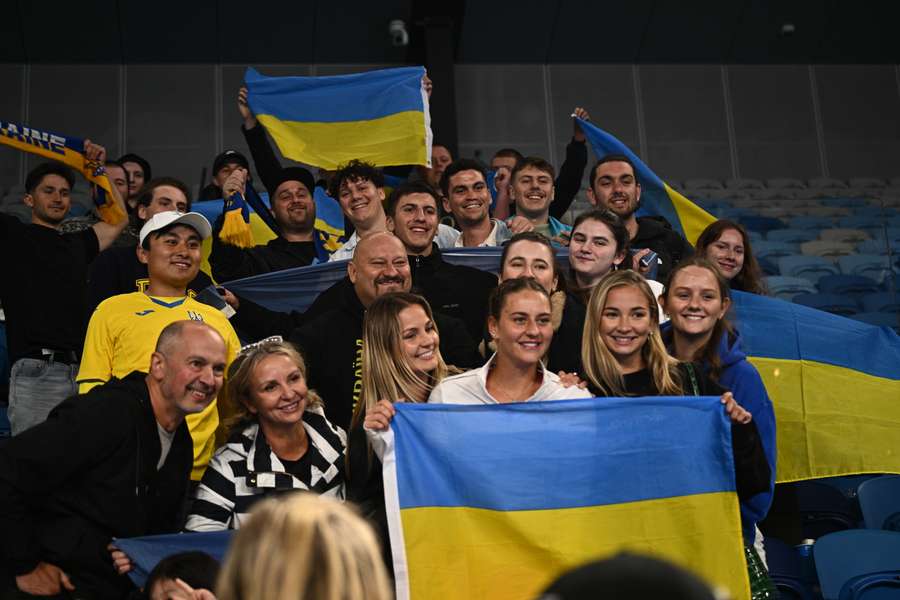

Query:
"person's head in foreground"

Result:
[[536, 552, 717, 600], [144, 551, 220, 600], [216, 494, 392, 600]]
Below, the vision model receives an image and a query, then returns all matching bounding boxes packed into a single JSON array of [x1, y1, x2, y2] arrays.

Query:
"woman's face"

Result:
[[598, 285, 653, 370], [703, 228, 745, 281], [569, 219, 625, 283], [663, 265, 730, 339], [489, 289, 553, 368], [247, 354, 309, 428], [397, 304, 440, 375], [501, 240, 558, 293]]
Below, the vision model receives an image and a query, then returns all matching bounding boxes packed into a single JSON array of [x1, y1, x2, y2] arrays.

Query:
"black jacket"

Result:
[[632, 216, 694, 282], [289, 282, 481, 432], [0, 372, 193, 599], [209, 214, 317, 283], [546, 291, 587, 375], [87, 245, 214, 314], [550, 138, 589, 220]]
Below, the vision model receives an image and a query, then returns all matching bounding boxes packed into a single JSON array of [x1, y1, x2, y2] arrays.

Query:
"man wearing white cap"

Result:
[[76, 211, 241, 480]]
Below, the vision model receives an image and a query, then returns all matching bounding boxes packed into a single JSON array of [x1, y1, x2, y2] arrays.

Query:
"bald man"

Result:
[[0, 321, 227, 599]]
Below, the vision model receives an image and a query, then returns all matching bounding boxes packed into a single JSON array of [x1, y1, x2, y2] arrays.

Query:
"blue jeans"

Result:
[[7, 358, 79, 435]]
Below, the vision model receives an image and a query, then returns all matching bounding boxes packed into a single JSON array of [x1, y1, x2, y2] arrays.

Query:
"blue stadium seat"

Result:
[[857, 476, 900, 531], [767, 229, 820, 244], [789, 216, 837, 230], [818, 274, 882, 297], [758, 256, 779, 276], [856, 239, 900, 255], [748, 230, 763, 243], [765, 276, 818, 301], [793, 293, 859, 316], [800, 240, 857, 259], [813, 530, 900, 600], [764, 537, 816, 600], [796, 480, 860, 539], [838, 254, 899, 282], [851, 312, 900, 333], [739, 215, 786, 233], [779, 255, 841, 283], [755, 241, 799, 262], [820, 229, 871, 244], [861, 292, 900, 314]]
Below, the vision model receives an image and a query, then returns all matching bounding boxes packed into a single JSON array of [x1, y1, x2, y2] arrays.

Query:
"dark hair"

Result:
[[511, 156, 556, 181], [439, 158, 488, 197], [661, 257, 734, 382], [385, 181, 441, 217], [695, 219, 767, 295], [104, 159, 124, 171], [499, 231, 564, 293], [327, 160, 384, 198], [571, 209, 630, 255], [135, 177, 193, 210], [118, 153, 152, 182], [588, 154, 638, 188], [144, 551, 220, 597], [488, 277, 550, 321], [493, 148, 524, 164], [25, 162, 75, 194]]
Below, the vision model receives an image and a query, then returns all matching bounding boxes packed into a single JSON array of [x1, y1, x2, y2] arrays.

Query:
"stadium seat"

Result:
[[800, 241, 856, 260], [725, 178, 765, 189], [870, 227, 900, 241], [767, 178, 806, 189], [713, 207, 751, 220], [789, 216, 836, 230], [755, 241, 799, 262], [818, 274, 882, 297], [748, 188, 795, 200], [0, 406, 9, 439], [748, 230, 763, 243], [764, 537, 816, 600], [780, 255, 841, 282], [849, 177, 887, 189], [861, 292, 900, 314], [813, 530, 900, 600], [738, 215, 786, 233], [683, 178, 723, 190], [838, 254, 899, 282], [821, 197, 868, 208], [809, 177, 848, 189], [795, 480, 860, 539], [851, 312, 900, 333], [768, 229, 820, 244], [792, 293, 859, 316], [0, 203, 32, 224], [758, 256, 779, 276], [795, 188, 828, 200], [758, 206, 799, 219], [765, 276, 818, 301], [820, 229, 870, 244], [805, 206, 852, 218], [856, 239, 900, 255], [857, 476, 900, 531]]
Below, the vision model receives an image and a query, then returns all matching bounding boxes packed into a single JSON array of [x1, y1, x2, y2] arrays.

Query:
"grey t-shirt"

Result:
[[157, 422, 176, 470]]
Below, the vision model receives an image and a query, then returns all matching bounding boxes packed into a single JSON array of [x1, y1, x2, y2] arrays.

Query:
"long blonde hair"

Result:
[[222, 339, 322, 433], [216, 493, 392, 600], [581, 270, 682, 396], [351, 292, 452, 430]]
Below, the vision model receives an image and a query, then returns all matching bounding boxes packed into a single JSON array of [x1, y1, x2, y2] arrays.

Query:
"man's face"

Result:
[[122, 161, 146, 199], [138, 185, 189, 221], [271, 180, 315, 233], [491, 155, 518, 173], [25, 174, 71, 226], [511, 165, 555, 220], [213, 162, 244, 189], [138, 225, 202, 288], [387, 192, 439, 255], [106, 165, 129, 200], [443, 170, 490, 228], [156, 326, 226, 416], [348, 234, 411, 307], [337, 177, 386, 229], [423, 145, 453, 188], [589, 161, 641, 219]]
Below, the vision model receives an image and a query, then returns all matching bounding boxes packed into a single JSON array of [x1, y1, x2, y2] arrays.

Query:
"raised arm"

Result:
[[87, 140, 129, 251]]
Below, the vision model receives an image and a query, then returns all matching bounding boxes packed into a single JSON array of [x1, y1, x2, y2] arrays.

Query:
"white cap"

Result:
[[139, 211, 213, 246]]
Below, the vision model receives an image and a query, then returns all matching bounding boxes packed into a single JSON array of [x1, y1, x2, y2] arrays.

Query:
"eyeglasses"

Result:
[[238, 335, 283, 355]]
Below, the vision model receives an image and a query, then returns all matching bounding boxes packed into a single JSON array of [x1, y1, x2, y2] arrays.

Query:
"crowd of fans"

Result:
[[0, 81, 790, 599]]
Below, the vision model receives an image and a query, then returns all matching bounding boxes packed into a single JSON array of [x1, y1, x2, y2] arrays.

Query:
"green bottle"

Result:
[[745, 544, 779, 599]]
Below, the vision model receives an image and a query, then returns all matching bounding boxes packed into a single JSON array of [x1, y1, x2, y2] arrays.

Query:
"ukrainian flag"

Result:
[[381, 397, 750, 600], [577, 118, 714, 244], [245, 67, 432, 170], [732, 290, 900, 482]]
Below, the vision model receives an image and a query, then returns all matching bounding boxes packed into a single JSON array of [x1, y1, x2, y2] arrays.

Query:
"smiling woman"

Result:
[[695, 219, 767, 295], [185, 339, 347, 532]]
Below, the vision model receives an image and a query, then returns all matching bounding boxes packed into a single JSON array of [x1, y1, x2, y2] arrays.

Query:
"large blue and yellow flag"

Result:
[[732, 290, 900, 482], [0, 120, 126, 224], [380, 397, 749, 600], [245, 67, 432, 170], [577, 118, 714, 244]]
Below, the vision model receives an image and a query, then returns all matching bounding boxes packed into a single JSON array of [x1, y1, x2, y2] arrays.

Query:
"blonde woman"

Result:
[[185, 338, 346, 532], [581, 269, 770, 502], [217, 493, 391, 600]]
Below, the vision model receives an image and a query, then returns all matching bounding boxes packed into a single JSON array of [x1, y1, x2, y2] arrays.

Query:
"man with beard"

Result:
[[509, 156, 572, 246], [586, 154, 693, 281], [1, 153, 128, 435]]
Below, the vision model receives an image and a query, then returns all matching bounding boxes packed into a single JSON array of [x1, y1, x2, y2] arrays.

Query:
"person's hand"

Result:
[[15, 562, 75, 595], [557, 371, 587, 389], [223, 168, 248, 199], [83, 139, 108, 164], [364, 399, 397, 431], [423, 74, 433, 99], [238, 86, 257, 129], [219, 287, 239, 310], [108, 543, 133, 575], [507, 215, 535, 234], [630, 248, 652, 275], [572, 107, 591, 142], [494, 166, 511, 195], [721, 392, 752, 425]]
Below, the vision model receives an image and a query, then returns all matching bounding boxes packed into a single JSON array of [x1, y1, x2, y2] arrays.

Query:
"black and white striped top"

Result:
[[185, 405, 347, 531]]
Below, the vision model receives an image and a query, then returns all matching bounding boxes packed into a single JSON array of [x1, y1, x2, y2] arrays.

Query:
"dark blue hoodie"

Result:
[[662, 323, 777, 545]]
